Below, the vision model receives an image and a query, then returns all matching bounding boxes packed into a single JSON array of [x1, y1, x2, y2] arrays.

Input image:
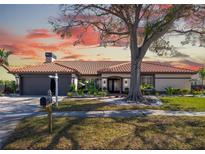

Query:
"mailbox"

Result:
[[40, 96, 47, 107], [40, 90, 53, 107]]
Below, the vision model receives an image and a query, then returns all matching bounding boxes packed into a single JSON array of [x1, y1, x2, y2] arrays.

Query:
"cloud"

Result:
[[0, 28, 74, 59], [61, 53, 85, 60], [26, 28, 55, 39], [171, 51, 190, 58]]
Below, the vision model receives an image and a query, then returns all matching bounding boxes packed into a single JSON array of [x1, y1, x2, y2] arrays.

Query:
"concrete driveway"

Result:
[[0, 96, 41, 149]]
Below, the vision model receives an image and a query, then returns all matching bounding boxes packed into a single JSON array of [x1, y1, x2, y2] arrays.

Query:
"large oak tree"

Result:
[[49, 4, 205, 102]]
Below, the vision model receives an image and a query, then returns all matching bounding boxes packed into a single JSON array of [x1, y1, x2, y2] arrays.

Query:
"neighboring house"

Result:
[[9, 52, 197, 95]]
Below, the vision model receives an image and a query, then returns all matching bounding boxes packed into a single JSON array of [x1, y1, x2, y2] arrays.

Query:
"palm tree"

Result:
[[0, 48, 12, 66], [199, 67, 205, 91]]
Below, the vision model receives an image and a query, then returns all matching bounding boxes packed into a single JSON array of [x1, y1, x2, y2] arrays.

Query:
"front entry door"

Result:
[[108, 79, 120, 93], [108, 79, 114, 92]]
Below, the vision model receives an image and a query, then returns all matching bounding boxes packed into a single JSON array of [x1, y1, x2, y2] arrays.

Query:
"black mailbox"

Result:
[[40, 97, 47, 107]]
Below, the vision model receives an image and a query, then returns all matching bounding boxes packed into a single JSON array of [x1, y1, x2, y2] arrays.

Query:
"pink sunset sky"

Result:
[[0, 4, 205, 70]]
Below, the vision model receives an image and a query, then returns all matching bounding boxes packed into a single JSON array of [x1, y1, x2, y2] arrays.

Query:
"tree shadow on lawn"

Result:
[[107, 117, 205, 150], [3, 114, 205, 149], [53, 98, 115, 111]]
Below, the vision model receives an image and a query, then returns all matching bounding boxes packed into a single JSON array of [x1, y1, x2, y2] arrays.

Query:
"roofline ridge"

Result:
[[97, 61, 130, 72], [143, 61, 194, 72], [55, 60, 129, 62], [54, 62, 79, 73]]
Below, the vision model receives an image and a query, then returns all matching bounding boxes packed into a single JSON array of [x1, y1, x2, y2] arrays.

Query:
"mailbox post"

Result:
[[40, 90, 55, 134]]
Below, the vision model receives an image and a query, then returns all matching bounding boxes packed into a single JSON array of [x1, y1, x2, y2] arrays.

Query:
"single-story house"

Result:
[[9, 52, 197, 95]]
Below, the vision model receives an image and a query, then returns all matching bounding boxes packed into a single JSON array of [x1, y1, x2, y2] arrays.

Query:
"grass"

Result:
[[52, 97, 205, 112], [3, 116, 205, 150], [160, 97, 205, 112]]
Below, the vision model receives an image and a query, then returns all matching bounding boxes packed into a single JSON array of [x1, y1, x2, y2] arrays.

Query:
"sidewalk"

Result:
[[2, 109, 205, 120]]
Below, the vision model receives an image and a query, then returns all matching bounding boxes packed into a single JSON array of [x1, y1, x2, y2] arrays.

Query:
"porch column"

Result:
[[71, 74, 78, 91], [123, 78, 130, 92], [101, 78, 107, 91], [15, 74, 20, 94]]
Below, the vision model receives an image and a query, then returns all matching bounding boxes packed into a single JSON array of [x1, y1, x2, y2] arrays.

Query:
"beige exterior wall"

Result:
[[122, 78, 130, 91], [155, 74, 192, 91], [101, 73, 130, 78], [76, 73, 193, 92]]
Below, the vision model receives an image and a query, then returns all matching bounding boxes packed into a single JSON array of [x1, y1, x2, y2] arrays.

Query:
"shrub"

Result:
[[93, 91, 98, 97], [102, 87, 107, 91], [173, 88, 181, 95], [77, 89, 85, 96], [98, 91, 107, 97], [0, 80, 4, 93], [181, 89, 190, 95], [124, 87, 129, 94], [67, 92, 74, 97], [192, 90, 202, 96], [2, 80, 17, 94], [165, 86, 175, 95], [69, 84, 76, 92], [155, 91, 160, 96], [141, 84, 154, 95], [86, 79, 98, 95]]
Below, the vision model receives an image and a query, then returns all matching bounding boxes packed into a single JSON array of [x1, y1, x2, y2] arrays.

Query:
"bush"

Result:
[[181, 89, 190, 95], [155, 91, 160, 96], [67, 92, 74, 97], [173, 89, 181, 95], [77, 89, 85, 96], [0, 80, 4, 93], [86, 80, 98, 95], [0, 80, 17, 94], [124, 87, 129, 94], [69, 84, 76, 92], [192, 90, 203, 96], [102, 87, 107, 91], [141, 84, 154, 95], [98, 91, 107, 97], [165, 86, 175, 95]]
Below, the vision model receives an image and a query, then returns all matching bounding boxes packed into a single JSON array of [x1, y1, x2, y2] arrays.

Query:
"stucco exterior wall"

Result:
[[122, 78, 130, 91], [155, 74, 192, 91], [101, 73, 130, 78]]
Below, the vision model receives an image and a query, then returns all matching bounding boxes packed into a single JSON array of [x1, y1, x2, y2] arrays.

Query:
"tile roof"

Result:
[[10, 62, 77, 74], [9, 61, 196, 74], [55, 61, 127, 75], [98, 61, 195, 74]]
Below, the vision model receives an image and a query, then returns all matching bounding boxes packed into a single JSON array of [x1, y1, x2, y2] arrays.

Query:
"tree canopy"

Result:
[[49, 4, 205, 101], [49, 4, 205, 54], [0, 48, 12, 66]]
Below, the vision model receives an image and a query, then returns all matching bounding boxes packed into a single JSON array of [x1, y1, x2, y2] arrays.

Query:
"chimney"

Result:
[[45, 52, 57, 63]]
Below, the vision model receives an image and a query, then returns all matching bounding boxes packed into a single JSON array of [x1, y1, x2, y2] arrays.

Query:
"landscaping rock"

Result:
[[101, 96, 163, 106]]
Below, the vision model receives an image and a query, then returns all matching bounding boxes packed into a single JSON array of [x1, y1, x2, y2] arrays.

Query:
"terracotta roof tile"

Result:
[[10, 61, 196, 74], [98, 61, 195, 74], [10, 62, 76, 74], [55, 61, 127, 75]]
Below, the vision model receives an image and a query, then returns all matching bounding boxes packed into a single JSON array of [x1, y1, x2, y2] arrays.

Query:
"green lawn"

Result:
[[53, 97, 205, 112], [3, 116, 205, 150], [160, 97, 205, 112]]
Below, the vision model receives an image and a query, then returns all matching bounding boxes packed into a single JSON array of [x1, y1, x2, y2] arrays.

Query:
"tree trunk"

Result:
[[126, 29, 145, 102], [127, 57, 143, 102]]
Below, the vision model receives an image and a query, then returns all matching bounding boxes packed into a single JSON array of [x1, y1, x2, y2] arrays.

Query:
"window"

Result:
[[141, 76, 153, 86]]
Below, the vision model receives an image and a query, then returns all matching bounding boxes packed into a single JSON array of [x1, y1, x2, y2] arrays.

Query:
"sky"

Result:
[[0, 4, 205, 70]]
